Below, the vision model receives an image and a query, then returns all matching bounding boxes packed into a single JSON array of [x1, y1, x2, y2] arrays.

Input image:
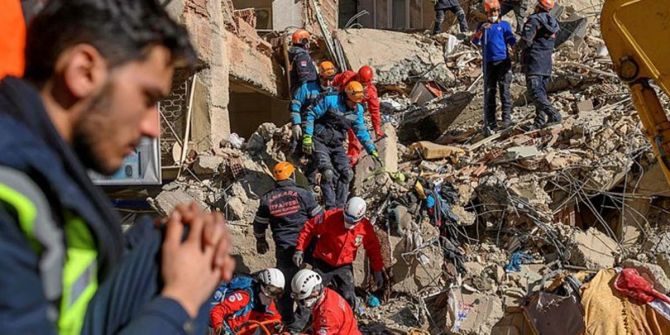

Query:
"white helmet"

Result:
[[257, 268, 285, 298], [344, 197, 367, 225], [291, 269, 323, 300]]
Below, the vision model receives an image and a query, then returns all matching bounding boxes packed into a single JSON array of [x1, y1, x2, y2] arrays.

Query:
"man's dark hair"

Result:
[[24, 0, 197, 85]]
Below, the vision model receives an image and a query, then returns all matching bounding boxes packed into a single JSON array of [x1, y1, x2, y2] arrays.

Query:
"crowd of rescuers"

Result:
[[212, 0, 562, 332], [0, 0, 561, 334]]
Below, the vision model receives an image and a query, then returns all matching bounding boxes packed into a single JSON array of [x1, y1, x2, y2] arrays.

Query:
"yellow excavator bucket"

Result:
[[601, 0, 670, 185]]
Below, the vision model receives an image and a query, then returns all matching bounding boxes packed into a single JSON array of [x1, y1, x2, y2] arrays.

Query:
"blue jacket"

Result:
[[472, 20, 516, 64], [305, 94, 376, 154], [0, 77, 199, 334], [519, 11, 559, 76], [290, 81, 321, 125], [253, 180, 323, 249]]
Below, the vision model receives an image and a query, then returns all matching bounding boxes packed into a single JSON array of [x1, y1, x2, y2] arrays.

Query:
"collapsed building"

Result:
[[112, 0, 670, 334]]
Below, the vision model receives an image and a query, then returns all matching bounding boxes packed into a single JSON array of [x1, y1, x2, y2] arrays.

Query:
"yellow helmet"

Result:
[[273, 161, 295, 181], [318, 60, 337, 79], [344, 81, 365, 103]]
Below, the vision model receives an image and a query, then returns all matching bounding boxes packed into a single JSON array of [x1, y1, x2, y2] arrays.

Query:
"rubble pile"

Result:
[[146, 1, 670, 333]]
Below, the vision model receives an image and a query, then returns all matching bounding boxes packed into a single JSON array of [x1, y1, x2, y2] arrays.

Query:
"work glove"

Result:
[[373, 271, 384, 288], [371, 150, 383, 168], [293, 250, 304, 267], [256, 238, 269, 255], [292, 124, 302, 141], [302, 135, 313, 155]]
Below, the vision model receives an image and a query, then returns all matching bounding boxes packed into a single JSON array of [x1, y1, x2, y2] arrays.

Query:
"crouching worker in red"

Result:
[[293, 197, 385, 308], [210, 268, 285, 334], [291, 269, 362, 335]]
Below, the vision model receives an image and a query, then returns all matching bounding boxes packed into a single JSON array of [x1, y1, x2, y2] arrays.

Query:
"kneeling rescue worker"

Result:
[[293, 197, 384, 308], [291, 269, 362, 335], [210, 268, 285, 334]]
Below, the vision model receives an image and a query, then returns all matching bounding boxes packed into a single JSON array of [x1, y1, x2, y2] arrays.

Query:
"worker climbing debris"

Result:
[[291, 269, 363, 335], [253, 161, 322, 331], [517, 0, 562, 131], [472, 0, 517, 136], [303, 81, 379, 209], [293, 197, 385, 309], [432, 0, 469, 36]]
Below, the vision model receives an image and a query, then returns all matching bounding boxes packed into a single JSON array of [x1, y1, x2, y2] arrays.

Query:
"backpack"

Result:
[[211, 275, 256, 333]]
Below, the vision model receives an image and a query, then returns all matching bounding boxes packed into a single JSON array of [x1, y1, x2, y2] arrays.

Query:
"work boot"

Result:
[[482, 126, 494, 137], [501, 119, 515, 129], [522, 123, 541, 132]]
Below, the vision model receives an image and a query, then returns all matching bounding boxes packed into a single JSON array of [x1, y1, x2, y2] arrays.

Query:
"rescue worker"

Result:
[[500, 0, 529, 35], [0, 1, 235, 333], [517, 0, 561, 131], [472, 0, 517, 136], [346, 65, 384, 166], [433, 0, 469, 35], [291, 269, 362, 335], [210, 268, 285, 334], [302, 81, 380, 209], [289, 29, 319, 148], [292, 197, 385, 308], [332, 69, 357, 91], [317, 60, 338, 94], [253, 161, 322, 330]]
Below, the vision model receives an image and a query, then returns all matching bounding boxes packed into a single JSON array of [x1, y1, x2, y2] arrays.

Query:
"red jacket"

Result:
[[295, 209, 384, 271], [362, 83, 383, 136], [332, 70, 356, 91], [311, 288, 361, 335], [209, 290, 281, 333]]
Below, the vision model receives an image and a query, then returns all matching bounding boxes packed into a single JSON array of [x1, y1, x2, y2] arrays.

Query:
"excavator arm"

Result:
[[601, 0, 670, 184]]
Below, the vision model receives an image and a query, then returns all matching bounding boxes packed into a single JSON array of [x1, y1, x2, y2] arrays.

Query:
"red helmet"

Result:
[[537, 0, 555, 11], [483, 0, 500, 12], [357, 66, 374, 83], [291, 29, 310, 45]]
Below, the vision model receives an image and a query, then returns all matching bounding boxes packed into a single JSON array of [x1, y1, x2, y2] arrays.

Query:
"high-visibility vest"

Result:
[[0, 166, 98, 335]]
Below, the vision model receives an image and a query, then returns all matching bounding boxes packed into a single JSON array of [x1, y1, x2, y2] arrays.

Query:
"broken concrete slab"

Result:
[[337, 28, 455, 86], [505, 146, 541, 161], [192, 154, 225, 175], [568, 227, 618, 269], [150, 188, 210, 216], [398, 91, 475, 143], [409, 141, 466, 162], [225, 196, 246, 221], [439, 288, 504, 335], [353, 123, 399, 193]]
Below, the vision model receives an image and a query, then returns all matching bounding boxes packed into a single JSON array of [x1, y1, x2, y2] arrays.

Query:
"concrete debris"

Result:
[[567, 227, 618, 269], [139, 1, 670, 333], [410, 141, 466, 162], [337, 28, 455, 86]]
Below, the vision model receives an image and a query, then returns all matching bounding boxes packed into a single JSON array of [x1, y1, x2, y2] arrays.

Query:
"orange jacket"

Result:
[[295, 208, 384, 271], [311, 288, 361, 335], [0, 0, 26, 78], [209, 290, 281, 333]]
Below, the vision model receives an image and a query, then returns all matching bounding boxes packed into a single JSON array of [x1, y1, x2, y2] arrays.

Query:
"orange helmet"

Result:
[[357, 66, 374, 84], [344, 81, 365, 103], [318, 60, 337, 79], [483, 0, 500, 12], [291, 29, 310, 45], [537, 0, 555, 11], [273, 161, 295, 181]]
